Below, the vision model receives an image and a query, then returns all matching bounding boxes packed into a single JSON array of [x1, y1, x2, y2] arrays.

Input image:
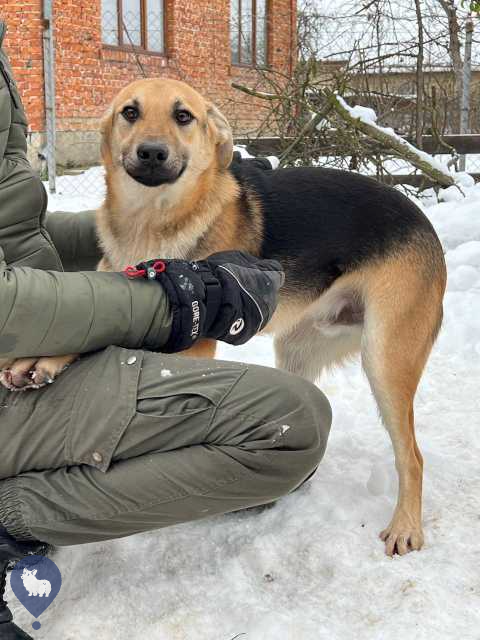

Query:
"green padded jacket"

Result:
[[0, 22, 172, 359]]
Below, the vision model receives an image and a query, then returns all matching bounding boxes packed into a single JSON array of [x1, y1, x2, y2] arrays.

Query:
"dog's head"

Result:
[[101, 78, 233, 188], [21, 568, 36, 579]]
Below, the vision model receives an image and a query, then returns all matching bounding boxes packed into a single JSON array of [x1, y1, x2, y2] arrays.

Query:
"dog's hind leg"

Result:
[[274, 314, 362, 383], [273, 282, 365, 382], [361, 252, 445, 556]]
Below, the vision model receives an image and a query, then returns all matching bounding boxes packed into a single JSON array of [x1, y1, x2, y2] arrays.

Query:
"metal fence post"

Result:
[[42, 0, 56, 193], [459, 16, 474, 173]]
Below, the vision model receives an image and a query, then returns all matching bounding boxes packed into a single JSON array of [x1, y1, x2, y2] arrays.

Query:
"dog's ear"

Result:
[[100, 102, 115, 164], [207, 103, 233, 169]]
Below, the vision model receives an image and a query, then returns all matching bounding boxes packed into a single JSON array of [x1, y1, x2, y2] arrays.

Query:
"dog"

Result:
[[21, 568, 51, 598], [3, 79, 446, 557]]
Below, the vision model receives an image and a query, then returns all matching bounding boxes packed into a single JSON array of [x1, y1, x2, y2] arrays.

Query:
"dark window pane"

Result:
[[102, 0, 118, 45], [255, 0, 267, 65], [122, 0, 142, 47], [231, 0, 240, 63], [241, 0, 253, 64], [147, 0, 164, 52]]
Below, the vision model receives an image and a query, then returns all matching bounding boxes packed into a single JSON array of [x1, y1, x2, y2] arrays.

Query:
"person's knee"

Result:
[[259, 367, 332, 485], [214, 363, 332, 496], [278, 370, 331, 447]]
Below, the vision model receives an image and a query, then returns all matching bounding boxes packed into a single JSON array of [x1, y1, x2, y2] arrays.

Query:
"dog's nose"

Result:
[[137, 142, 169, 167]]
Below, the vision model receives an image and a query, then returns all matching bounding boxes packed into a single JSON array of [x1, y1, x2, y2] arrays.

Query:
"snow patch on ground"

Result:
[[9, 168, 480, 640]]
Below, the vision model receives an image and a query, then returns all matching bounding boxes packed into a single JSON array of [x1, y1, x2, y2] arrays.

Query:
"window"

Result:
[[231, 0, 268, 67], [102, 0, 165, 53]]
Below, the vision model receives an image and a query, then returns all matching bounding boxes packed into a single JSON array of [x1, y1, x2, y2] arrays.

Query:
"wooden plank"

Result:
[[235, 137, 285, 156], [380, 173, 480, 187], [235, 135, 480, 157], [420, 135, 480, 154]]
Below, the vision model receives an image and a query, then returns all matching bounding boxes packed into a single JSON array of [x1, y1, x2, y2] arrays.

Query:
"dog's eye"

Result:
[[175, 110, 194, 126], [122, 106, 139, 123]]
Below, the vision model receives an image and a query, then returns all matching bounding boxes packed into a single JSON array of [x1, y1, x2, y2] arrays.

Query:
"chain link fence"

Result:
[[43, 141, 480, 209], [463, 154, 480, 173]]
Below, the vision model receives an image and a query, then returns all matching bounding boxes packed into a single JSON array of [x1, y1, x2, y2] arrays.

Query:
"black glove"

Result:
[[124, 251, 284, 353]]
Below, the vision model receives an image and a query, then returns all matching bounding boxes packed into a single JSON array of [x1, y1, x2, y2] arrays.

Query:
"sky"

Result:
[[298, 0, 480, 70]]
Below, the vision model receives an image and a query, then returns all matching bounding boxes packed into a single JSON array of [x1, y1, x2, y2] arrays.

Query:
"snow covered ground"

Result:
[[7, 169, 480, 640]]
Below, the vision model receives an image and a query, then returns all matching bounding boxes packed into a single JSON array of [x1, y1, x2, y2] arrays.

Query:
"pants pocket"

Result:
[[64, 346, 144, 472], [111, 352, 249, 461]]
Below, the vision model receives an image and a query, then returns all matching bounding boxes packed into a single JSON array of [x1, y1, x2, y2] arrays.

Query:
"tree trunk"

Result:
[[414, 0, 425, 148], [438, 0, 464, 130]]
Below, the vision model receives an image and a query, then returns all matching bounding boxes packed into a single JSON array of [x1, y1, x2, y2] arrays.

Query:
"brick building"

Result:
[[1, 0, 296, 167]]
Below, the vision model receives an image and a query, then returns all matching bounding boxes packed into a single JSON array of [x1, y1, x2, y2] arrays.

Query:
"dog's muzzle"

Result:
[[124, 142, 187, 187]]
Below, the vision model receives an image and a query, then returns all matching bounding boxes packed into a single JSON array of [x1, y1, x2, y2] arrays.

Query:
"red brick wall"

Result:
[[1, 0, 296, 137], [1, 0, 45, 132]]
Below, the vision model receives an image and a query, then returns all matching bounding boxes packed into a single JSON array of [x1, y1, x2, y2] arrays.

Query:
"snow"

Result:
[[266, 155, 280, 170], [452, 172, 475, 189], [7, 169, 480, 640], [438, 185, 466, 203], [233, 144, 256, 159], [46, 166, 105, 212], [345, 104, 378, 124]]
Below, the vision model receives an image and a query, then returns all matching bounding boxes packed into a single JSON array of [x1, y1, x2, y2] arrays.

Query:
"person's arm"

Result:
[[0, 246, 172, 359], [45, 211, 102, 272], [0, 249, 284, 360]]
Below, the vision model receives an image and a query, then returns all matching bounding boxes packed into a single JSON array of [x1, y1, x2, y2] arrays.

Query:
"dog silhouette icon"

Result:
[[21, 568, 52, 598]]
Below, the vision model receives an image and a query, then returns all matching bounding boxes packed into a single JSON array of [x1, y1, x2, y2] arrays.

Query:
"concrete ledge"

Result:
[[27, 129, 102, 171]]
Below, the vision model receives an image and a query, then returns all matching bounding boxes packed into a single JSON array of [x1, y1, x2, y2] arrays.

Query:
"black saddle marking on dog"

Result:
[[230, 163, 438, 297]]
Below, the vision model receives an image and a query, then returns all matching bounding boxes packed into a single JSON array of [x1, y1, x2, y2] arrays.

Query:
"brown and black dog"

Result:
[[4, 78, 447, 557]]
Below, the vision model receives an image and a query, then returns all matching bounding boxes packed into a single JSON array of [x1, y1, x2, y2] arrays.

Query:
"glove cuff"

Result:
[[124, 259, 222, 353], [158, 270, 203, 353]]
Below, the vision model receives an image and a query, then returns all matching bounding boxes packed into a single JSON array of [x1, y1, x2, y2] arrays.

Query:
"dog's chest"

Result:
[[104, 225, 204, 270], [100, 195, 222, 269]]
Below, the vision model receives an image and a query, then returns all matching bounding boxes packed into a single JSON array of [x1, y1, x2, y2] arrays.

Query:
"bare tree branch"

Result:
[[230, 83, 279, 101], [278, 103, 334, 167], [330, 94, 455, 187]]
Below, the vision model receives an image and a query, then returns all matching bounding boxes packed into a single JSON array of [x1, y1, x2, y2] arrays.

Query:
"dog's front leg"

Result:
[[0, 354, 78, 391], [182, 338, 217, 360]]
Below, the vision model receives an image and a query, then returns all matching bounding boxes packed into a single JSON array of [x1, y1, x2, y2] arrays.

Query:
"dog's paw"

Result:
[[380, 512, 424, 556], [0, 355, 78, 391]]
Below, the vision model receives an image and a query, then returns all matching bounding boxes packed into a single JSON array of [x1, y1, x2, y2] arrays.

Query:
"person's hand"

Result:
[[0, 355, 78, 391], [124, 250, 285, 353], [200, 251, 284, 342]]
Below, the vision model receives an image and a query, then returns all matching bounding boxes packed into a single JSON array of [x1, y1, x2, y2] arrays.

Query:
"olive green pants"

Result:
[[0, 346, 331, 546]]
